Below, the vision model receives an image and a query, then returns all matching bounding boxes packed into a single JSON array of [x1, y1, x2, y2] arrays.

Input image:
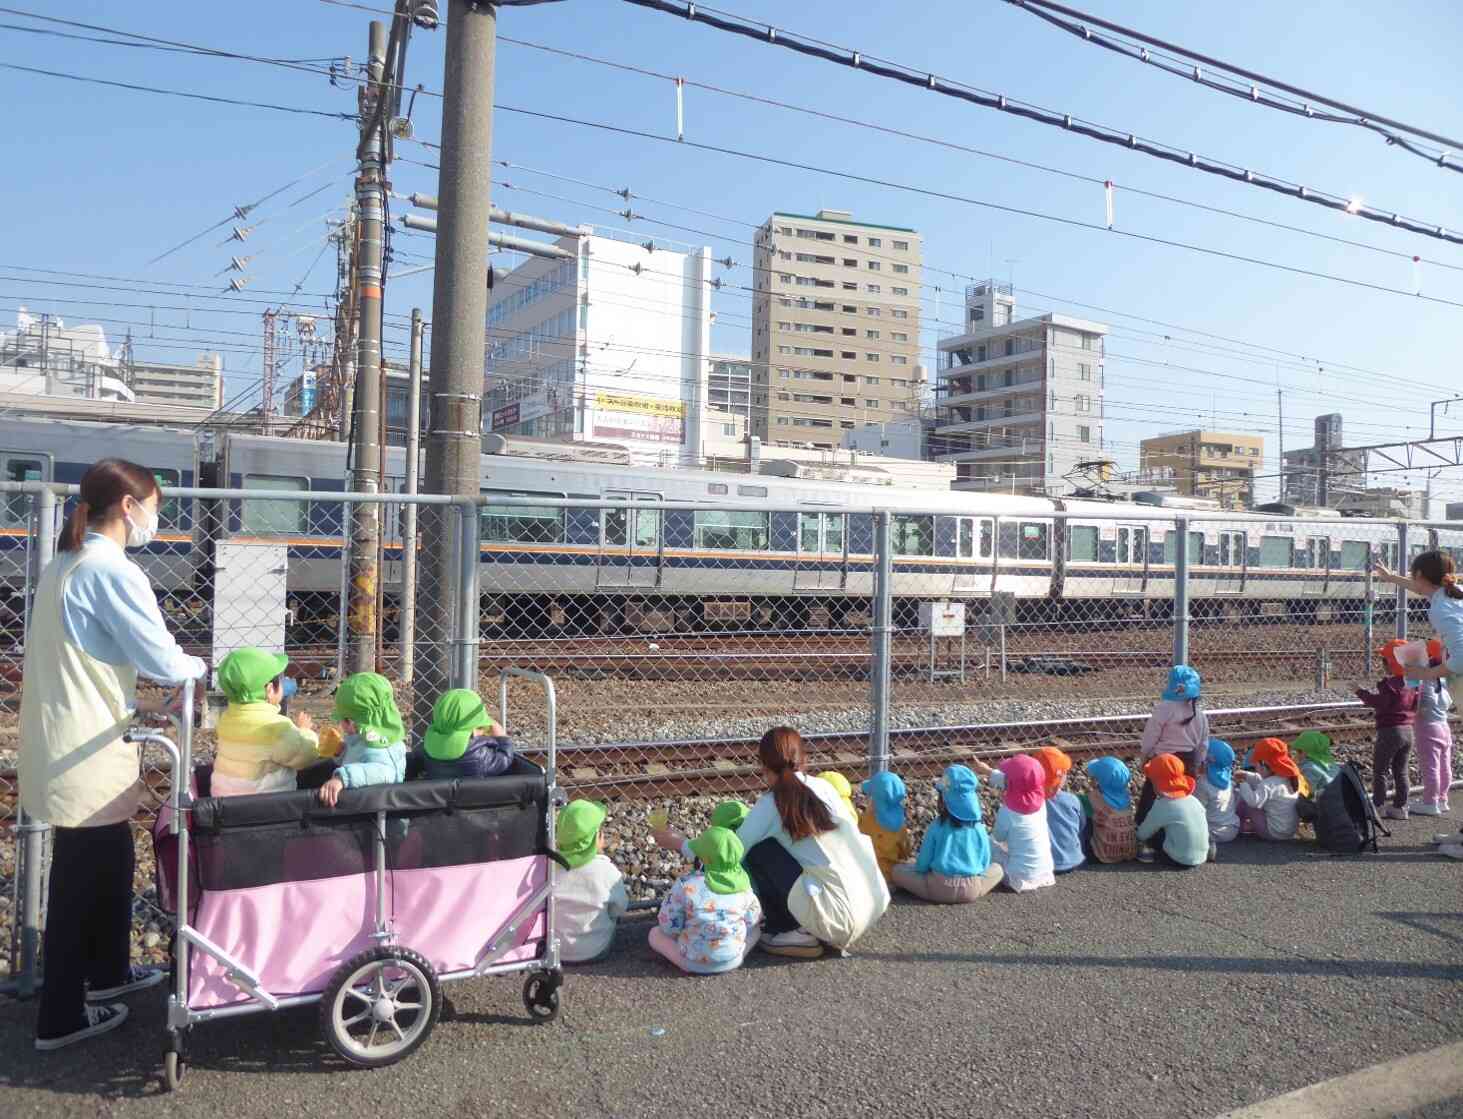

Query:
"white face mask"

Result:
[[124, 501, 159, 549]]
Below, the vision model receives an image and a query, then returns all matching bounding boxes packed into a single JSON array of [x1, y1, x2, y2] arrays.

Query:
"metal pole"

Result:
[[1396, 523, 1409, 640], [345, 20, 389, 674], [1172, 514, 1190, 666], [868, 510, 893, 774], [399, 309, 424, 685], [1363, 543, 1375, 671], [419, 0, 495, 727], [453, 501, 480, 691], [17, 487, 56, 996]]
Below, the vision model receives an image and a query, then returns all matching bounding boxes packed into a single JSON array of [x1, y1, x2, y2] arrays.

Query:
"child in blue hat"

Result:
[[1195, 738, 1240, 845], [858, 770, 913, 882], [1083, 757, 1136, 863], [1136, 665, 1210, 826], [890, 765, 1004, 902]]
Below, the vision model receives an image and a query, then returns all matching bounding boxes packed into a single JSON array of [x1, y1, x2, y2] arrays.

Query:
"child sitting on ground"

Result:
[[649, 826, 762, 974], [1137, 666, 1210, 827], [890, 765, 1004, 902], [1289, 731, 1341, 801], [555, 799, 629, 964], [1234, 738, 1305, 841], [1034, 746, 1085, 873], [1136, 754, 1212, 867], [859, 770, 913, 881], [1412, 640, 1454, 817], [211, 648, 326, 798], [420, 688, 515, 781], [1083, 757, 1136, 864], [1356, 639, 1419, 821], [974, 755, 1056, 893], [1196, 738, 1240, 845], [817, 771, 859, 823], [317, 673, 408, 807], [710, 800, 750, 831]]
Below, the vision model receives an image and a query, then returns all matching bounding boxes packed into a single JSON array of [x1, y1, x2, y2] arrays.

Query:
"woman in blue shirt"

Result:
[[19, 459, 205, 1051], [891, 765, 1004, 902]]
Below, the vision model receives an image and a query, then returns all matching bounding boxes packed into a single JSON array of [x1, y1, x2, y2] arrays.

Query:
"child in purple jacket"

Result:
[[1355, 640, 1419, 820]]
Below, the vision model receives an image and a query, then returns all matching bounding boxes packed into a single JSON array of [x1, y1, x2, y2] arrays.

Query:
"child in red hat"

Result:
[[1356, 639, 1419, 820], [1235, 738, 1306, 840]]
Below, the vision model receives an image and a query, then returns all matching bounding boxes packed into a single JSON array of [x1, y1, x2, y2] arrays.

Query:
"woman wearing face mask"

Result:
[[19, 459, 206, 1051]]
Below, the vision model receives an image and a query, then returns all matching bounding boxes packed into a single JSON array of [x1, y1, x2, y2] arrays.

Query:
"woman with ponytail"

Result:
[[1375, 550, 1463, 713], [655, 726, 889, 958], [19, 459, 205, 1051]]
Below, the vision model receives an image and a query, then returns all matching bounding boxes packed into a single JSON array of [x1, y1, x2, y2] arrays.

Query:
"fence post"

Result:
[[452, 500, 480, 691], [1363, 542, 1375, 670], [868, 510, 893, 775], [1396, 523, 1409, 640], [1172, 515, 1190, 667], [16, 487, 56, 997], [336, 500, 352, 683]]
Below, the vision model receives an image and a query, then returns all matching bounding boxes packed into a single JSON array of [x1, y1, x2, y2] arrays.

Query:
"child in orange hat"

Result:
[[1235, 738, 1305, 841], [1356, 639, 1419, 821], [1135, 753, 1211, 867], [1033, 746, 1085, 873]]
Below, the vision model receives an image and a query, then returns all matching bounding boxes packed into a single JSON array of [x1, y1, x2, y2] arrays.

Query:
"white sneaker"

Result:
[[34, 1003, 128, 1051], [1383, 805, 1409, 821], [1432, 832, 1463, 844], [760, 929, 824, 959], [1438, 843, 1463, 861], [1411, 800, 1443, 817], [88, 966, 165, 1001]]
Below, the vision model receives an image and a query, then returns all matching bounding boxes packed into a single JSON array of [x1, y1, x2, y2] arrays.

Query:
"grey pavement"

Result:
[[2, 814, 1460, 1119]]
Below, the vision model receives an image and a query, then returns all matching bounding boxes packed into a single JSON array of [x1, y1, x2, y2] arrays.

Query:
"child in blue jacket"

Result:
[[890, 765, 1004, 902], [318, 673, 408, 807]]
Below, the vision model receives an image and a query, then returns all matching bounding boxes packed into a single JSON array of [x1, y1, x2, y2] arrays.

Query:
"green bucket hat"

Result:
[[710, 800, 749, 832], [216, 648, 288, 705], [557, 800, 607, 870], [689, 827, 749, 895], [1290, 731, 1336, 768], [424, 689, 490, 760], [333, 672, 405, 746]]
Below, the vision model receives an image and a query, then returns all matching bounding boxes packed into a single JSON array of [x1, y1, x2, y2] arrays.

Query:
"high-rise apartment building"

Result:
[[934, 282, 1108, 494], [130, 354, 224, 410], [708, 354, 754, 424], [752, 210, 923, 449], [1139, 430, 1263, 508], [1282, 413, 1367, 507]]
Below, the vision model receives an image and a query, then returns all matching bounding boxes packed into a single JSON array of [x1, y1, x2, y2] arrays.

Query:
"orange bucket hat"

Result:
[[1250, 737, 1303, 785], [1427, 637, 1443, 662], [1143, 753, 1195, 799], [1033, 746, 1072, 799], [1377, 638, 1410, 677]]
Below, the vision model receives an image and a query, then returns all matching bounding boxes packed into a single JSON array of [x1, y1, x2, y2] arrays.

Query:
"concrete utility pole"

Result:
[[345, 20, 389, 674], [416, 0, 496, 705]]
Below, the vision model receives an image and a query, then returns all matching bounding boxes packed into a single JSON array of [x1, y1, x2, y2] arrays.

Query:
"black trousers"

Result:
[[37, 821, 135, 1039], [1135, 749, 1196, 828], [742, 838, 803, 936]]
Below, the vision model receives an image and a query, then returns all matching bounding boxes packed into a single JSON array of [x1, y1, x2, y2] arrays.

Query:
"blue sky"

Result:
[[4, 0, 1461, 502]]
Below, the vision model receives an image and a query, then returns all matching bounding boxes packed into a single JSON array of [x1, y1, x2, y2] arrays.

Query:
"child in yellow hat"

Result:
[[816, 771, 858, 823]]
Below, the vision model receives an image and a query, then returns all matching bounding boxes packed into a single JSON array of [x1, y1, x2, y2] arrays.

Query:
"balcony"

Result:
[[939, 377, 1044, 407], [938, 336, 1044, 372]]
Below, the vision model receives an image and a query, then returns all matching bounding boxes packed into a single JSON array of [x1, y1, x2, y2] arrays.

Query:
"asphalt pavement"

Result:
[[3, 814, 1460, 1119]]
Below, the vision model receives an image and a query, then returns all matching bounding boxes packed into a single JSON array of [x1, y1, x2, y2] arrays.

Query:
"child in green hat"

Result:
[[649, 826, 762, 975], [318, 673, 408, 807], [710, 800, 750, 832], [212, 647, 322, 798], [554, 799, 628, 964], [419, 688, 515, 781]]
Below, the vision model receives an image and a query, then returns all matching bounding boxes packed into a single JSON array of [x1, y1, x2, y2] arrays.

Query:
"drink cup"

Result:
[[647, 807, 668, 831]]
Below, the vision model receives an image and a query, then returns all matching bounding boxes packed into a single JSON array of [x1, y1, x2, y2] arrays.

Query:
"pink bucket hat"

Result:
[[998, 755, 1046, 815]]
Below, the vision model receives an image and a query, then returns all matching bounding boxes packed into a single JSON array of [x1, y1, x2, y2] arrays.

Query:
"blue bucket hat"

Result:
[[937, 764, 982, 823], [1162, 665, 1201, 701], [861, 771, 907, 831], [1085, 757, 1132, 811], [1205, 738, 1235, 791]]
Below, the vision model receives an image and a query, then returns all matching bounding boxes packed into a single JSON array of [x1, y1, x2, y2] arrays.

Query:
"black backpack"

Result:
[[1314, 762, 1389, 854]]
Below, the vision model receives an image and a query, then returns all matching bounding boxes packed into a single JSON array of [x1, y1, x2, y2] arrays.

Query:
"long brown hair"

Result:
[[60, 459, 160, 552], [1411, 549, 1463, 600], [759, 726, 835, 841]]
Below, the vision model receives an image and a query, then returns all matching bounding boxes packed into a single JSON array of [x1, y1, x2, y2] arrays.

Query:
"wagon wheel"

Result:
[[522, 970, 561, 1023], [320, 946, 441, 1068], [162, 1029, 188, 1092]]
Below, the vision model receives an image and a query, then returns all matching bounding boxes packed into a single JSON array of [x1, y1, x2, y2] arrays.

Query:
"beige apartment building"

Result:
[[752, 210, 923, 449], [1139, 430, 1263, 508]]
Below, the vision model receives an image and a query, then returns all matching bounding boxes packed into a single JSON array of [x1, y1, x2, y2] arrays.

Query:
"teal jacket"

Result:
[[335, 732, 407, 789], [1135, 794, 1209, 866]]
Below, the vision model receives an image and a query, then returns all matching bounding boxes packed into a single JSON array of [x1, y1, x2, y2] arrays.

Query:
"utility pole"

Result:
[[417, 0, 495, 708], [1275, 387, 1285, 502], [400, 308, 425, 684], [345, 19, 389, 674]]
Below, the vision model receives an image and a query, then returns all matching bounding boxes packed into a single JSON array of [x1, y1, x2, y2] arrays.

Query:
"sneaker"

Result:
[[34, 1003, 128, 1051], [1438, 843, 1463, 861], [760, 929, 824, 959], [1207, 842, 1218, 863], [1432, 831, 1463, 844], [1383, 805, 1410, 821], [1411, 800, 1443, 817], [1136, 847, 1155, 864], [88, 966, 165, 1001]]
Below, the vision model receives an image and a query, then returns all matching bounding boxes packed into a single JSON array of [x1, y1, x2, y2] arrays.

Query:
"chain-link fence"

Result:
[[3, 482, 1453, 992]]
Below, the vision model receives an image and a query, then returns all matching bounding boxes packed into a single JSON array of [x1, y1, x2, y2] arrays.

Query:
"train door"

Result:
[[1112, 523, 1149, 595], [599, 490, 661, 588], [953, 516, 988, 594], [1215, 529, 1247, 595], [795, 510, 844, 590]]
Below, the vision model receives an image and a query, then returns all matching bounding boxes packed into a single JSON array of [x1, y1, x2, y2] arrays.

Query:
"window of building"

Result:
[[865, 376, 880, 385], [843, 234, 858, 244], [892, 309, 909, 319], [892, 331, 908, 342], [842, 350, 857, 359], [866, 353, 880, 362], [971, 305, 985, 323], [776, 417, 788, 425], [890, 355, 908, 366], [892, 239, 910, 251], [843, 374, 856, 383], [865, 399, 880, 408], [867, 307, 881, 317], [841, 304, 857, 313], [843, 259, 858, 267], [1075, 394, 1091, 413], [867, 261, 881, 271], [1078, 362, 1092, 381], [868, 236, 883, 247], [867, 283, 881, 293], [892, 263, 909, 274], [1077, 425, 1090, 443], [867, 330, 880, 339], [842, 282, 858, 291], [892, 286, 909, 296], [778, 225, 793, 235], [842, 328, 857, 336], [841, 397, 855, 405]]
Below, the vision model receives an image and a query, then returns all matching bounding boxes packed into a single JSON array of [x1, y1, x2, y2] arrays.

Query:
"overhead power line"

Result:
[[1004, 0, 1463, 174], [618, 0, 1463, 247]]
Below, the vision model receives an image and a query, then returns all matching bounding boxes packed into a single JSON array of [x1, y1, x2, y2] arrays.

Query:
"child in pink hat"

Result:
[[974, 755, 1056, 893]]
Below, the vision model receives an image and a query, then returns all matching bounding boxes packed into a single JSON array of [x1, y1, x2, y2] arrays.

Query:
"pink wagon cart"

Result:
[[139, 671, 568, 1091]]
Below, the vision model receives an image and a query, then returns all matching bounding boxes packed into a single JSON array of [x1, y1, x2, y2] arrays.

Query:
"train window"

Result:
[[1379, 542, 1399, 569], [893, 514, 934, 556], [1067, 525, 1099, 562], [1162, 530, 1203, 565], [604, 507, 658, 548], [150, 468, 182, 531], [1258, 535, 1294, 568], [958, 518, 976, 560], [1340, 540, 1370, 570], [1218, 531, 1245, 566], [2, 457, 44, 527], [482, 502, 564, 544], [242, 475, 307, 535], [1116, 526, 1148, 565], [799, 513, 821, 553], [980, 519, 993, 559], [737, 484, 768, 498], [694, 510, 769, 550], [823, 513, 845, 554], [998, 521, 1049, 560], [1304, 536, 1329, 569], [707, 483, 729, 495]]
